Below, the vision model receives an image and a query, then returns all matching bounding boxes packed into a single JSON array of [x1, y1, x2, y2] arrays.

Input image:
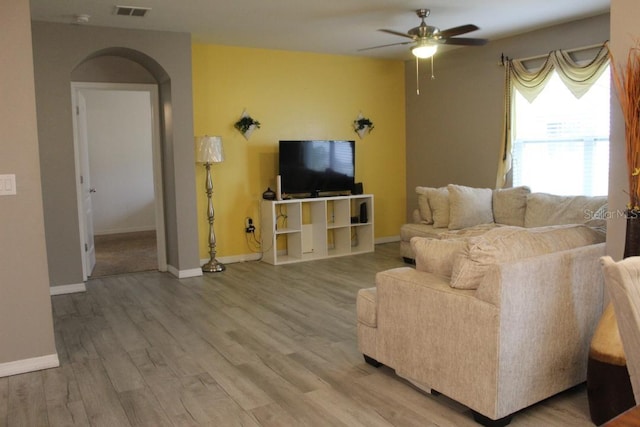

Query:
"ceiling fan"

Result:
[[360, 9, 488, 94], [360, 8, 488, 58]]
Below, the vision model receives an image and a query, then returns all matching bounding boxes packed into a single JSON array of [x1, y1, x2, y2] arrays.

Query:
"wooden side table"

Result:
[[605, 404, 640, 426], [587, 303, 636, 425]]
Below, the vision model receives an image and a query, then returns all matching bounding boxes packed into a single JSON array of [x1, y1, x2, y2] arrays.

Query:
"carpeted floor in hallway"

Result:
[[91, 230, 157, 278]]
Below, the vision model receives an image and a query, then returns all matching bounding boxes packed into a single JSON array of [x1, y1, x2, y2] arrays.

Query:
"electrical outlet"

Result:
[[245, 217, 255, 233]]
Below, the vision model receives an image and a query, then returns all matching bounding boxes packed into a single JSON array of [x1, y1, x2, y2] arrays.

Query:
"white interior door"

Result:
[[75, 91, 96, 278]]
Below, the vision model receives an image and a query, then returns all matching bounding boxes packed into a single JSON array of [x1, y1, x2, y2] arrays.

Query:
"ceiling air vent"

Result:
[[114, 5, 151, 17]]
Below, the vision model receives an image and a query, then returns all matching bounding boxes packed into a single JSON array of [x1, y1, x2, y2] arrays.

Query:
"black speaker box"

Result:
[[359, 202, 368, 223], [353, 182, 363, 195]]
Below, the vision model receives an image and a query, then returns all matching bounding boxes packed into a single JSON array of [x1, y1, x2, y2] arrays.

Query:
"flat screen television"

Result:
[[279, 140, 355, 197]]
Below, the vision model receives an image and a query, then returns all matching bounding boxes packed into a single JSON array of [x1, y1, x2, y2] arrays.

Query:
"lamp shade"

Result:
[[411, 42, 438, 59], [196, 135, 224, 163]]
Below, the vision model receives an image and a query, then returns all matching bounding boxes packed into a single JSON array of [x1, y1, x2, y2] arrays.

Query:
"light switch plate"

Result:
[[0, 174, 16, 196]]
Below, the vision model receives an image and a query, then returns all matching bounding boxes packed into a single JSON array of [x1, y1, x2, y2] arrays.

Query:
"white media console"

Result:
[[261, 195, 374, 265]]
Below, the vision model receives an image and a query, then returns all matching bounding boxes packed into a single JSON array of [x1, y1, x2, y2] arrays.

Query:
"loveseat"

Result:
[[358, 184, 608, 425], [400, 184, 607, 262]]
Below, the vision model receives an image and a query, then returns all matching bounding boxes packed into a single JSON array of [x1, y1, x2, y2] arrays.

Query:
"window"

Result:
[[511, 65, 610, 196]]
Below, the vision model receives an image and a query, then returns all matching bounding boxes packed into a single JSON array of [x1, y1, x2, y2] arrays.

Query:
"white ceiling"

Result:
[[29, 0, 610, 60]]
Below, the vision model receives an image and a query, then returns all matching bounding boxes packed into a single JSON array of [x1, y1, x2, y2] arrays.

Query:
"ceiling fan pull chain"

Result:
[[416, 56, 420, 95], [431, 55, 435, 80]]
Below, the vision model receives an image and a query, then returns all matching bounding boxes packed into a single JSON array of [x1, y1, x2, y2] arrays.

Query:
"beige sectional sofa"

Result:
[[400, 184, 607, 262], [358, 184, 608, 425]]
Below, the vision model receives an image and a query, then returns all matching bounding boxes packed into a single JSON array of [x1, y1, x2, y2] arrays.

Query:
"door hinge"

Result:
[[80, 175, 84, 184], [76, 106, 80, 115], [85, 243, 88, 252]]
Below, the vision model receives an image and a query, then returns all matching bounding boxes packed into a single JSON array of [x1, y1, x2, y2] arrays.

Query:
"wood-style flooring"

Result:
[[1, 243, 594, 426]]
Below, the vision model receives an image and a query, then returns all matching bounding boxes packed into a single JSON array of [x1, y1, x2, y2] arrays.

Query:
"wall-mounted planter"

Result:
[[234, 110, 261, 140], [354, 114, 374, 139]]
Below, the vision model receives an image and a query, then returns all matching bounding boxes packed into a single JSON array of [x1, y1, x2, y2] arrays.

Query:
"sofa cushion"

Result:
[[400, 223, 451, 241], [439, 223, 501, 240], [492, 186, 531, 227], [448, 184, 494, 230], [416, 186, 434, 224], [356, 287, 377, 327], [524, 193, 608, 228], [450, 224, 605, 290], [426, 187, 450, 228], [411, 237, 467, 277]]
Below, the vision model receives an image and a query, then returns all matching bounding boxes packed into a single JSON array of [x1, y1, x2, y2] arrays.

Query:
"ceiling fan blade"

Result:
[[438, 24, 479, 38], [378, 29, 415, 40], [438, 37, 488, 46], [358, 41, 413, 52]]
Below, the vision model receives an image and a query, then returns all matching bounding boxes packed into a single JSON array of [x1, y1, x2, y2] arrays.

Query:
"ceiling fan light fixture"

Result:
[[412, 42, 438, 59]]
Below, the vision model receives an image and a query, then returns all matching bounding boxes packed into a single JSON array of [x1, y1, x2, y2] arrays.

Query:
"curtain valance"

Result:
[[510, 43, 610, 102]]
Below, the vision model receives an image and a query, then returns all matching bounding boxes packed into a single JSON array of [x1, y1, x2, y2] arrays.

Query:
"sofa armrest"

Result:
[[411, 208, 421, 223]]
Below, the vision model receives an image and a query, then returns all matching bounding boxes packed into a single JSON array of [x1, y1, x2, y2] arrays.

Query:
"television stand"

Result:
[[261, 194, 374, 265]]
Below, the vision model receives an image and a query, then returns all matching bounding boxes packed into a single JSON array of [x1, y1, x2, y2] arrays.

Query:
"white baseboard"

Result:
[[375, 235, 400, 244], [215, 253, 262, 264], [50, 282, 86, 295], [0, 353, 60, 378], [197, 242, 399, 268], [94, 226, 156, 236], [194, 254, 262, 270], [199, 242, 398, 268], [167, 265, 203, 279]]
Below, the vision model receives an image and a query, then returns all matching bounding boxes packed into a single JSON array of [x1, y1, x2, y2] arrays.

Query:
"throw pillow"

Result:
[[524, 193, 608, 227], [411, 237, 467, 278], [447, 184, 494, 230], [426, 187, 450, 228], [450, 224, 605, 290], [415, 186, 434, 224], [492, 186, 531, 226]]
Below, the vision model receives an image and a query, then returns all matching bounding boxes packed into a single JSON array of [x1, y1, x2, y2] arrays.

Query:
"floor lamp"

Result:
[[196, 135, 225, 273]]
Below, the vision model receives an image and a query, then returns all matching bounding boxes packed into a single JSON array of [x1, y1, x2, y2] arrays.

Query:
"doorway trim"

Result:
[[71, 82, 167, 280]]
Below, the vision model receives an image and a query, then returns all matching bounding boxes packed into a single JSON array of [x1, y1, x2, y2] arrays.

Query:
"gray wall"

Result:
[[73, 56, 157, 84], [0, 0, 56, 365], [609, 0, 639, 260], [404, 13, 611, 221], [31, 22, 201, 287]]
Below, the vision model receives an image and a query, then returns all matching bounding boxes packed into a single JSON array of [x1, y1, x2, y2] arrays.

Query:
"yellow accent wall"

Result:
[[192, 44, 406, 259]]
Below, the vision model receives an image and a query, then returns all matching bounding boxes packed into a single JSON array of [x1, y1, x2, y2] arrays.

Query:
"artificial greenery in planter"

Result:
[[234, 112, 261, 140], [353, 114, 374, 139]]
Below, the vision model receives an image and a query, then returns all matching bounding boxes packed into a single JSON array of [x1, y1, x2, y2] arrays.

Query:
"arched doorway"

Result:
[[71, 49, 171, 279]]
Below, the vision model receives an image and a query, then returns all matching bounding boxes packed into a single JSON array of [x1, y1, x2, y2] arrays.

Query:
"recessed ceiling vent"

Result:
[[114, 5, 151, 17]]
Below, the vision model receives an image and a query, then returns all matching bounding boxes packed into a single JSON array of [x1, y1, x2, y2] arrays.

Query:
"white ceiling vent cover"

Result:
[[114, 5, 151, 17]]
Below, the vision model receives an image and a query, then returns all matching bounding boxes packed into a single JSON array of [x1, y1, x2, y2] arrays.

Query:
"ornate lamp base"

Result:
[[201, 161, 225, 274], [202, 258, 225, 273]]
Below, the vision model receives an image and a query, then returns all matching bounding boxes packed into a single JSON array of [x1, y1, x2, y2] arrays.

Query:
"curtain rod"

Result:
[[500, 41, 608, 66]]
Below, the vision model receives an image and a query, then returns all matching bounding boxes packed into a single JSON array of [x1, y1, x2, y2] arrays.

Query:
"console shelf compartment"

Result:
[[261, 195, 374, 265]]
